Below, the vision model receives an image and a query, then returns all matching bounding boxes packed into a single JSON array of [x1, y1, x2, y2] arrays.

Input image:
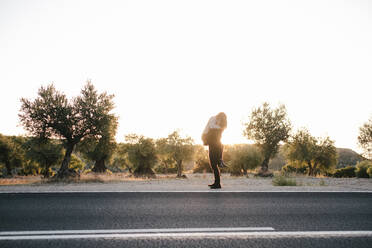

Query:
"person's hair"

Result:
[[216, 112, 227, 129]]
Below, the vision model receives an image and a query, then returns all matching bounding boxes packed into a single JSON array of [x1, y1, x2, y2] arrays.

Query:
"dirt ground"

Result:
[[0, 173, 371, 192]]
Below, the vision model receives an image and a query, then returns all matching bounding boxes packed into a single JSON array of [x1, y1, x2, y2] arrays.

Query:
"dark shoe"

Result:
[[208, 183, 216, 187], [218, 160, 228, 168], [210, 184, 221, 189]]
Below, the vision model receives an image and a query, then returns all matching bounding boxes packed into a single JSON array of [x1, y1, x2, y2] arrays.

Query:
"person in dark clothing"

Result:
[[202, 112, 227, 189]]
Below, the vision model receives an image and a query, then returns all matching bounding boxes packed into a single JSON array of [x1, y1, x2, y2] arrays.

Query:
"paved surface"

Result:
[[0, 192, 371, 247]]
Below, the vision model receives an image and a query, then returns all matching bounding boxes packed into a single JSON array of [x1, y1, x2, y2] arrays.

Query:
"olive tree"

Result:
[[157, 131, 194, 178], [125, 134, 157, 177], [229, 144, 263, 176], [0, 134, 23, 176], [285, 128, 337, 176], [19, 81, 116, 178], [77, 116, 118, 173], [243, 103, 291, 176], [358, 117, 372, 159], [23, 138, 64, 177]]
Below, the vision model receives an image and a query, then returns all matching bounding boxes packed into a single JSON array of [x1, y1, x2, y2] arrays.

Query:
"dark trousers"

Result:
[[209, 143, 222, 185]]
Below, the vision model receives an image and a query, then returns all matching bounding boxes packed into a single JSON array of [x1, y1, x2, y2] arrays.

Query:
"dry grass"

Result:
[[0, 176, 42, 185], [0, 172, 184, 185]]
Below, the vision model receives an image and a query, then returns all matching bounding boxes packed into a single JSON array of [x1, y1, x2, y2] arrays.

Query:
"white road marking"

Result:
[[0, 227, 274, 236], [0, 191, 371, 194], [1, 230, 372, 240]]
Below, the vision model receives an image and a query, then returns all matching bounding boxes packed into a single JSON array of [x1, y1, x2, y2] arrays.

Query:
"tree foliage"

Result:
[[156, 131, 194, 178], [285, 128, 337, 176], [77, 115, 118, 173], [23, 138, 64, 177], [125, 134, 157, 177], [0, 134, 23, 176], [358, 117, 372, 159], [355, 160, 372, 178], [192, 145, 211, 173], [229, 144, 263, 176], [19, 81, 116, 178], [243, 102, 291, 175]]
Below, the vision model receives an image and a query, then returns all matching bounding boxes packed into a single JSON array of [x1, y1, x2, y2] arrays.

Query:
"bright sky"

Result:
[[0, 0, 371, 152]]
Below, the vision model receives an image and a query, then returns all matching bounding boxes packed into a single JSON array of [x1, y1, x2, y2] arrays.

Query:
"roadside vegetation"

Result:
[[1, 82, 372, 183]]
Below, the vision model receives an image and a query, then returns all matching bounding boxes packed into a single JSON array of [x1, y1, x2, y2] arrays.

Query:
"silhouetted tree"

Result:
[[0, 134, 23, 176], [125, 134, 157, 177], [243, 103, 291, 176], [77, 116, 118, 173], [156, 138, 176, 174], [285, 129, 337, 176], [19, 81, 116, 178], [24, 138, 64, 177], [358, 117, 372, 159]]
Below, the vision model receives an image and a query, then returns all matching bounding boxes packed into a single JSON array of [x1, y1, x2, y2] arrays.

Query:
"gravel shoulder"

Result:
[[0, 173, 371, 193]]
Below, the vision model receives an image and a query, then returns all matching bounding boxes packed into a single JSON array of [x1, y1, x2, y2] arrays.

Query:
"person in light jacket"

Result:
[[202, 112, 227, 189]]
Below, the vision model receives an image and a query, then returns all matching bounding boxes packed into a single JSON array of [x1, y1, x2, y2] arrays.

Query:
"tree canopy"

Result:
[[0, 134, 23, 176], [156, 131, 194, 178], [285, 128, 337, 176], [19, 81, 116, 178], [125, 134, 157, 177], [23, 138, 64, 177]]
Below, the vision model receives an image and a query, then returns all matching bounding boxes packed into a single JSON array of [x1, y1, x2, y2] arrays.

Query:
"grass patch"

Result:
[[319, 179, 327, 186], [272, 175, 297, 186]]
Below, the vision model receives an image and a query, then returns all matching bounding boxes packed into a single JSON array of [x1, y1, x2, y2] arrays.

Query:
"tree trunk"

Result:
[[307, 161, 318, 177], [5, 162, 12, 176], [164, 163, 168, 174], [307, 161, 313, 176], [43, 164, 51, 178], [176, 159, 183, 178], [56, 144, 74, 178], [257, 156, 273, 177], [260, 156, 270, 172], [92, 158, 107, 173]]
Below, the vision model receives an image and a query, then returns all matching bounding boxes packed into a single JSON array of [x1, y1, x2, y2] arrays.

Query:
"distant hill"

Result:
[[268, 147, 366, 170]]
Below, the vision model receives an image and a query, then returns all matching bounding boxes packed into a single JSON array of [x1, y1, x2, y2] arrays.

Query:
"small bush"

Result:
[[282, 163, 307, 175], [332, 166, 356, 178], [367, 167, 372, 178], [272, 175, 297, 186], [355, 161, 372, 178]]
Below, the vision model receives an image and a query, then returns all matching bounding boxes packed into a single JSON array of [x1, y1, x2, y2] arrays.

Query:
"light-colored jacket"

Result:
[[202, 116, 221, 135]]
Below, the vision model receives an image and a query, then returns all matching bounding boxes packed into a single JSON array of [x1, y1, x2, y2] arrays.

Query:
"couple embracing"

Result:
[[202, 112, 227, 189]]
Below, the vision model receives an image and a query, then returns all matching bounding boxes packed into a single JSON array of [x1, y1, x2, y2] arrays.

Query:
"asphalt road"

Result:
[[0, 192, 371, 247]]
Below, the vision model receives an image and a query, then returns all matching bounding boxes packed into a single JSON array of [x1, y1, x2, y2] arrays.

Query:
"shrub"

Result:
[[282, 163, 307, 175], [355, 160, 372, 178], [367, 167, 372, 178], [229, 145, 262, 176], [272, 175, 297, 186], [125, 134, 157, 177], [332, 166, 356, 178], [193, 156, 212, 173], [70, 154, 85, 173]]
